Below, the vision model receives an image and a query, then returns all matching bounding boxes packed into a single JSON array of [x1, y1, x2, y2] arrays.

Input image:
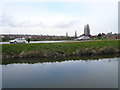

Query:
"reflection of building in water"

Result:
[[84, 24, 90, 36]]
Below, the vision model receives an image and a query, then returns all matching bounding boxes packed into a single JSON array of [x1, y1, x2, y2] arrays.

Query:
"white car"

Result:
[[77, 36, 90, 40], [9, 38, 27, 43]]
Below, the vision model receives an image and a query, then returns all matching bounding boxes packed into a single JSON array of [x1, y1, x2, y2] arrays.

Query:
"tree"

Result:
[[75, 31, 77, 37], [84, 24, 90, 36], [98, 33, 102, 39]]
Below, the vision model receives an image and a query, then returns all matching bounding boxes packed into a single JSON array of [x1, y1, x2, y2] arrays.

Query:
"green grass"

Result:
[[2, 39, 120, 59]]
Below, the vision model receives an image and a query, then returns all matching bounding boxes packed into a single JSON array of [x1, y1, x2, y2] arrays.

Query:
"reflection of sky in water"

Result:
[[2, 58, 118, 88]]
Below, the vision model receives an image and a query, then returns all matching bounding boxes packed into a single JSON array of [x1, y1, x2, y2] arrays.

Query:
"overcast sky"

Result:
[[0, 0, 119, 36]]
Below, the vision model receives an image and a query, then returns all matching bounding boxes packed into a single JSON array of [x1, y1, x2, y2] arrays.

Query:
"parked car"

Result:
[[9, 38, 27, 43], [77, 36, 90, 40]]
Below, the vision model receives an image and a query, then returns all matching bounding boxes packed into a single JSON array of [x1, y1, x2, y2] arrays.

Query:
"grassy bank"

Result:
[[2, 40, 120, 59]]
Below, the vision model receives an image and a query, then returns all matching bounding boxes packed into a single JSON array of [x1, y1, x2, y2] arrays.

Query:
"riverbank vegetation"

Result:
[[2, 40, 120, 60], [2, 54, 119, 64]]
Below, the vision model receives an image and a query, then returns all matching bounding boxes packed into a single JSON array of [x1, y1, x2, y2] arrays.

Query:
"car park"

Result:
[[9, 38, 27, 44]]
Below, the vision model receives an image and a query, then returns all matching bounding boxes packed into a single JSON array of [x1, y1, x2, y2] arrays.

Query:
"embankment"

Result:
[[2, 40, 120, 60]]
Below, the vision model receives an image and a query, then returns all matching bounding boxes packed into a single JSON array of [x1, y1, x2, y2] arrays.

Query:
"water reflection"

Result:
[[2, 54, 119, 65], [2, 57, 118, 88]]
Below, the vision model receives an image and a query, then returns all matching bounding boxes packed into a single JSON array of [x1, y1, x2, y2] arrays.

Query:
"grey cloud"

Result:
[[0, 15, 15, 27], [0, 15, 80, 29], [0, 15, 46, 28], [54, 20, 80, 28], [18, 21, 47, 27], [0, 15, 24, 27]]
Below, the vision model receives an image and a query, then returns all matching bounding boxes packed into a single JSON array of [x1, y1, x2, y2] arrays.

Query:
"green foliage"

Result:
[[2, 40, 119, 58]]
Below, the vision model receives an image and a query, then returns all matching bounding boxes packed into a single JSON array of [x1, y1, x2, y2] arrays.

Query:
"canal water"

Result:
[[2, 57, 118, 88]]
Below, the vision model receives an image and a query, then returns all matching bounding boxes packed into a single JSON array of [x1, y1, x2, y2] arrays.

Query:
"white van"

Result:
[[77, 36, 90, 40]]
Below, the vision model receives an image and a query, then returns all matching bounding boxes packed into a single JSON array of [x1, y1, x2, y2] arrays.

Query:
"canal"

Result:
[[2, 57, 118, 88]]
